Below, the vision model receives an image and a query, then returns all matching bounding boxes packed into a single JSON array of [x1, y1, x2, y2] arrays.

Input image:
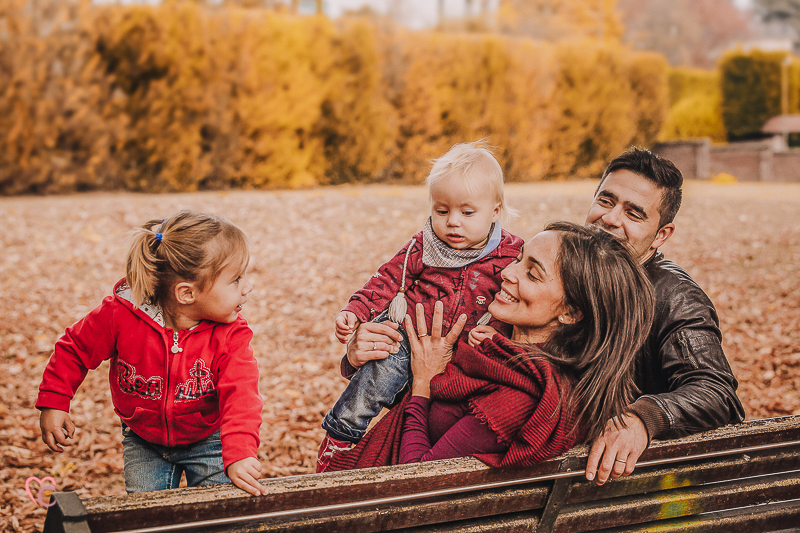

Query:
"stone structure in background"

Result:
[[653, 135, 800, 182]]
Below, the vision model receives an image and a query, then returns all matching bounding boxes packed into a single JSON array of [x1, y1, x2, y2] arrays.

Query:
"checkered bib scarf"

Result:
[[385, 218, 502, 324], [421, 217, 501, 268]]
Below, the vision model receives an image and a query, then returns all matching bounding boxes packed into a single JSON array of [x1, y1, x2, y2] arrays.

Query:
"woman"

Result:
[[325, 222, 654, 471]]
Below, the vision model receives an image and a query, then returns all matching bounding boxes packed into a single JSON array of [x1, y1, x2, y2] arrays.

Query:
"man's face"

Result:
[[585, 169, 674, 262]]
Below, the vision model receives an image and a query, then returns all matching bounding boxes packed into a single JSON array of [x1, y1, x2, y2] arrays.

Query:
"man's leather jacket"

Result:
[[628, 252, 745, 440]]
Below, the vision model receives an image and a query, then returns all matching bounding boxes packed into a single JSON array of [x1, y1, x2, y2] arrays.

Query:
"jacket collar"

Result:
[[112, 278, 213, 333]]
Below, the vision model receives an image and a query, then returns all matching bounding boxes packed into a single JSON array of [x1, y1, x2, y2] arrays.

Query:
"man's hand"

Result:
[[468, 325, 498, 347], [345, 320, 402, 368], [40, 408, 75, 453], [585, 413, 649, 485], [335, 311, 361, 344], [227, 457, 267, 496]]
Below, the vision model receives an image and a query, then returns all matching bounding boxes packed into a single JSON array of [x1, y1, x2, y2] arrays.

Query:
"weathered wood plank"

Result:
[[596, 498, 800, 532], [552, 471, 800, 532], [399, 510, 541, 532], [175, 486, 548, 533], [42, 416, 800, 533], [83, 459, 557, 533], [566, 444, 800, 504]]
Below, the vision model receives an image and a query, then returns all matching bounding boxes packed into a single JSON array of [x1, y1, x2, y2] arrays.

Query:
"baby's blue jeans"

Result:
[[121, 423, 230, 492], [321, 311, 412, 443]]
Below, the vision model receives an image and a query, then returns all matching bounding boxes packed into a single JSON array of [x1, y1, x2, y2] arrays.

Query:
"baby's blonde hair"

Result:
[[425, 139, 518, 225], [125, 211, 249, 307]]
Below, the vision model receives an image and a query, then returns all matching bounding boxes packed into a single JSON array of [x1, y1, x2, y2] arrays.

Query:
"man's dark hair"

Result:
[[600, 147, 683, 228]]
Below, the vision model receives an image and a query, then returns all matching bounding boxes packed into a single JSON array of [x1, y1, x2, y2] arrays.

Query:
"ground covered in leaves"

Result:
[[2, 181, 799, 531]]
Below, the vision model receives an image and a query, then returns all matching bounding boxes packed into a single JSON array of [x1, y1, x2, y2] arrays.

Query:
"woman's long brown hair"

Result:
[[536, 222, 655, 442]]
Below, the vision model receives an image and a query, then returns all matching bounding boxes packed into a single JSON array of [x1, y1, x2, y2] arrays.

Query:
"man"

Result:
[[342, 147, 745, 484], [581, 147, 744, 484]]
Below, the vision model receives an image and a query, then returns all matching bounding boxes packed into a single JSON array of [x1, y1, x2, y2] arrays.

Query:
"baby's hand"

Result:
[[335, 311, 360, 344], [39, 408, 75, 453], [468, 325, 499, 347], [227, 457, 267, 496]]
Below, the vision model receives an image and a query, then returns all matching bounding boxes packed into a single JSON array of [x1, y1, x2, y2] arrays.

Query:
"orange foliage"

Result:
[[0, 0, 124, 194], [546, 42, 668, 178], [497, 0, 623, 42], [0, 1, 668, 194]]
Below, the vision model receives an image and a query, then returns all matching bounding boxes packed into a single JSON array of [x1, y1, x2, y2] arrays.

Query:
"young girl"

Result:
[[36, 211, 267, 496]]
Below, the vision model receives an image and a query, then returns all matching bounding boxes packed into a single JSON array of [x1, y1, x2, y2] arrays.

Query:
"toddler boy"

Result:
[[317, 141, 523, 472]]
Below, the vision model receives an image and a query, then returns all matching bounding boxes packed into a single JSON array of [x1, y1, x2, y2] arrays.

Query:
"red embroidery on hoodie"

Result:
[[117, 361, 163, 400], [175, 359, 216, 402]]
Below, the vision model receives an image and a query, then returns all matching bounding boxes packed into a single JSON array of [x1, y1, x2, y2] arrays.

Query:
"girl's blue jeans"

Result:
[[321, 311, 411, 443], [121, 423, 230, 493]]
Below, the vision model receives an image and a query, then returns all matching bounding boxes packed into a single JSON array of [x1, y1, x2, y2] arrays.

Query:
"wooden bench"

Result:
[[43, 414, 800, 533]]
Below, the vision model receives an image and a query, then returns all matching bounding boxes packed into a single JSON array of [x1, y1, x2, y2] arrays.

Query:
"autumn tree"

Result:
[[496, 0, 623, 42], [617, 0, 752, 68]]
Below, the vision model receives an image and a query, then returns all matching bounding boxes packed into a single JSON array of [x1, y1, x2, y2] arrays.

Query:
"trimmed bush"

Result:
[[719, 49, 800, 140], [0, 1, 670, 194]]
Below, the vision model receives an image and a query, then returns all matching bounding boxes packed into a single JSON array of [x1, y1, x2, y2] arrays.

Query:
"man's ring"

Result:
[[615, 459, 626, 464], [418, 333, 428, 338], [373, 342, 377, 350]]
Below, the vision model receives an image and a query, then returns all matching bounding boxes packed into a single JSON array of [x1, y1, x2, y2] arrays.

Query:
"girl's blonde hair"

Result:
[[425, 139, 519, 225], [125, 211, 249, 307]]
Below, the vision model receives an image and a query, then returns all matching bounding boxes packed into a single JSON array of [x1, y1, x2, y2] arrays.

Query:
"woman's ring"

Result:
[[373, 342, 377, 350], [615, 459, 626, 464], [418, 333, 428, 338]]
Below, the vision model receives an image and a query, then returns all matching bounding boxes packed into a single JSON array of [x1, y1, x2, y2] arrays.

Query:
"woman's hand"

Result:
[[405, 301, 467, 398]]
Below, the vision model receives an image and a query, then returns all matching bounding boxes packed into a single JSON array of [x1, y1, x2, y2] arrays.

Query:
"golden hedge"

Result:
[[0, 1, 669, 194], [660, 66, 726, 142]]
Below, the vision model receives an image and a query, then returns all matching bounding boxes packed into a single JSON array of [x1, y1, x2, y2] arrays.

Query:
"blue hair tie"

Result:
[[155, 233, 163, 242]]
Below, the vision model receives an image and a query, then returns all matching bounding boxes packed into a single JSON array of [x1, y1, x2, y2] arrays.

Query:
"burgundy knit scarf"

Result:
[[327, 336, 584, 472]]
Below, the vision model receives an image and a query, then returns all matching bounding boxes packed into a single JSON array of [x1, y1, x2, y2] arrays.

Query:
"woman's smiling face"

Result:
[[488, 231, 570, 344]]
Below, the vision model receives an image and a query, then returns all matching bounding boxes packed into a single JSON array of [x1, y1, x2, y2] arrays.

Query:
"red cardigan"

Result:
[[344, 229, 523, 335], [36, 279, 262, 469], [326, 335, 584, 471]]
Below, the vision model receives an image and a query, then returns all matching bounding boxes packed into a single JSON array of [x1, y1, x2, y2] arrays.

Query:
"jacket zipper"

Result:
[[676, 332, 700, 370], [165, 330, 184, 446]]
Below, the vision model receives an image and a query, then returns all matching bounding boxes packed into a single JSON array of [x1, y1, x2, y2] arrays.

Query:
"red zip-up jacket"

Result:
[[36, 279, 262, 469], [344, 229, 523, 335]]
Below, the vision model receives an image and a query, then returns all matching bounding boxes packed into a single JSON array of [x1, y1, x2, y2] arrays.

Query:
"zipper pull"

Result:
[[171, 331, 183, 354]]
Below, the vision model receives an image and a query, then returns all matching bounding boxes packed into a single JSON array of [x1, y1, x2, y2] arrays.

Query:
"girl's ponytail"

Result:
[[126, 219, 166, 307], [124, 211, 249, 309]]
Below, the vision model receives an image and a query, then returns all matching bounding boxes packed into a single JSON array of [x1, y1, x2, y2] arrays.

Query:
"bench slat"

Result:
[[553, 470, 800, 532], [186, 486, 549, 533], [597, 498, 800, 532], [566, 444, 800, 504]]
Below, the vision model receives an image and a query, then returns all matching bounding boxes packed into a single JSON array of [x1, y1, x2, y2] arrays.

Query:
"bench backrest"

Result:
[[43, 414, 800, 533]]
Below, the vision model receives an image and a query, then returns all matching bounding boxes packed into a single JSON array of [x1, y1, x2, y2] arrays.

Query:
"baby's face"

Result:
[[429, 174, 501, 250]]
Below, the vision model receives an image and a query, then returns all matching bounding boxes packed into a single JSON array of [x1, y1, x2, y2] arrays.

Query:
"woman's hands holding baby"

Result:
[[405, 301, 466, 398]]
